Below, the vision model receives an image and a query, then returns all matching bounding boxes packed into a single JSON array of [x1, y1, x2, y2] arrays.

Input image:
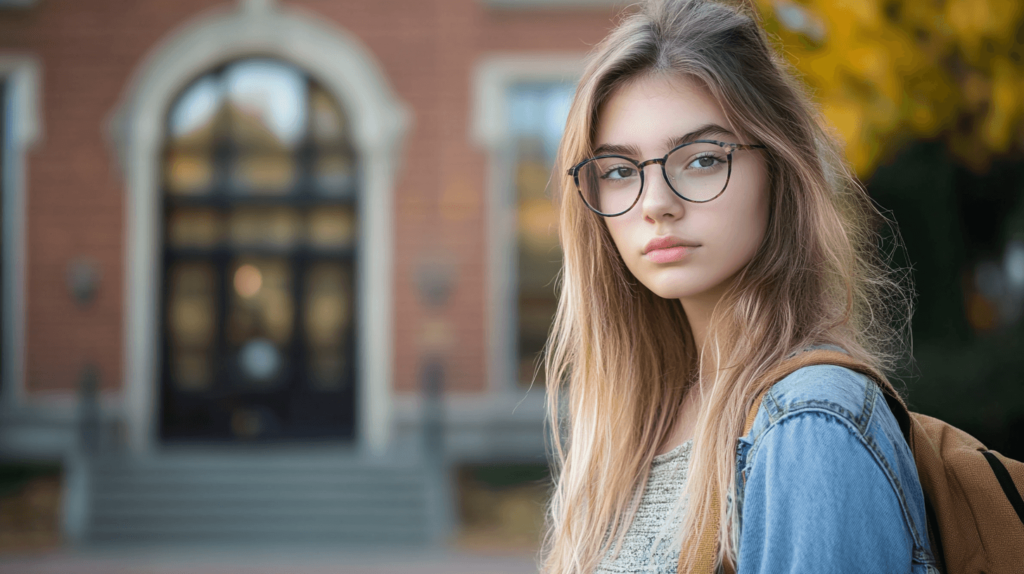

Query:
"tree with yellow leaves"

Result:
[[757, 0, 1024, 175]]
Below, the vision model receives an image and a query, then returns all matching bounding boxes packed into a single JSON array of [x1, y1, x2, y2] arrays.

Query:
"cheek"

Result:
[[730, 180, 771, 264], [603, 214, 643, 267], [699, 175, 770, 270]]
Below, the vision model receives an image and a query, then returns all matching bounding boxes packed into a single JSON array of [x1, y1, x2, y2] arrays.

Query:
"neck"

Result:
[[679, 291, 723, 355]]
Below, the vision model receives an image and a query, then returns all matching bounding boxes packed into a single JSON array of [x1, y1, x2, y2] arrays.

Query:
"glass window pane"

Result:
[[171, 349, 213, 392], [226, 258, 294, 389], [509, 82, 572, 388], [307, 207, 357, 248], [314, 152, 355, 196], [229, 207, 301, 248], [305, 262, 352, 390], [168, 262, 217, 347], [230, 406, 278, 439], [167, 262, 217, 392], [224, 59, 307, 150], [226, 257, 294, 346], [305, 263, 351, 346], [310, 85, 346, 144], [231, 152, 296, 195], [167, 208, 221, 248], [168, 73, 224, 148], [165, 152, 214, 195]]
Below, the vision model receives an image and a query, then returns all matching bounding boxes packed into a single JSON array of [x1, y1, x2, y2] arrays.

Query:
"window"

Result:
[[160, 59, 358, 441], [507, 82, 573, 387], [0, 79, 5, 398]]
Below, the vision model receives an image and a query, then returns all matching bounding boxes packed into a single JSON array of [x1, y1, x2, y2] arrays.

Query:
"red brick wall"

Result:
[[0, 0, 225, 394], [0, 0, 619, 396]]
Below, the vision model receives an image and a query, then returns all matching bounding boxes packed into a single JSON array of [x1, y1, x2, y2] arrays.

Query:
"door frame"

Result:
[[109, 0, 409, 453]]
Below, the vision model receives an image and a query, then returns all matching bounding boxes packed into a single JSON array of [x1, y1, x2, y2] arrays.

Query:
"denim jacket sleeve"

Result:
[[733, 365, 939, 574]]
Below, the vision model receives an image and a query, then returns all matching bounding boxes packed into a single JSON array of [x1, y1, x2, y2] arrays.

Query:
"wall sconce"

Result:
[[66, 258, 100, 308]]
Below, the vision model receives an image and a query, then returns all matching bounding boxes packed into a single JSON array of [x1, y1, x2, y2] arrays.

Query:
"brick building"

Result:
[[0, 0, 622, 543]]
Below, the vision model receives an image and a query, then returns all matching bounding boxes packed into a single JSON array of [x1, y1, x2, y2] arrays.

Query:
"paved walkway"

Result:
[[0, 546, 539, 574]]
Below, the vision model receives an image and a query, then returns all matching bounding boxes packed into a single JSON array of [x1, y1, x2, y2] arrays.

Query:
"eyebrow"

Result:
[[592, 123, 738, 157]]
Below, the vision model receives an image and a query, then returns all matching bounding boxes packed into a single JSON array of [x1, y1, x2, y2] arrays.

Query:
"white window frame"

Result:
[[108, 0, 410, 454], [0, 55, 40, 414], [471, 54, 583, 395]]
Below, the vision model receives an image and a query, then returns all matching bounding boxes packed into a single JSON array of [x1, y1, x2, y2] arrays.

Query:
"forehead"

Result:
[[595, 74, 731, 150]]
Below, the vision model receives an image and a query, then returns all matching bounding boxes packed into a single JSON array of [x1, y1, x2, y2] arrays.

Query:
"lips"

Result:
[[642, 236, 699, 264], [643, 236, 700, 255]]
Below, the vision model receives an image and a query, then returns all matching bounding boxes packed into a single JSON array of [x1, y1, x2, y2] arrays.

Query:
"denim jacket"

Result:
[[733, 364, 940, 573]]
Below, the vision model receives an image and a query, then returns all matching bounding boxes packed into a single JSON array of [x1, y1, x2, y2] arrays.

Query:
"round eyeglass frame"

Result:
[[566, 139, 767, 217]]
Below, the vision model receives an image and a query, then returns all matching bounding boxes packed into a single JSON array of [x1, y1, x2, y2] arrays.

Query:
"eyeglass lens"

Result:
[[577, 142, 732, 215]]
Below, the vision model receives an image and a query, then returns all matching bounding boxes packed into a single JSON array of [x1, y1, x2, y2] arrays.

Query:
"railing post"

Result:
[[415, 253, 457, 544], [77, 364, 100, 454]]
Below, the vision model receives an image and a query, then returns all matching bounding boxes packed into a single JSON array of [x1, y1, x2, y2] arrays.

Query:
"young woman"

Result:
[[541, 0, 938, 572]]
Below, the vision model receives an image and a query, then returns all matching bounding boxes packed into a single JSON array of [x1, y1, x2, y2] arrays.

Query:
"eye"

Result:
[[687, 153, 724, 170], [601, 165, 638, 180]]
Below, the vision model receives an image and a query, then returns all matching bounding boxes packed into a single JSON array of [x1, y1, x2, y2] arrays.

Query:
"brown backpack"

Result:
[[692, 349, 1024, 574]]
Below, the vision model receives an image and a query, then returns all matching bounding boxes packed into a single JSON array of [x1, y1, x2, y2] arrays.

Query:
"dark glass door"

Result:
[[158, 60, 358, 442]]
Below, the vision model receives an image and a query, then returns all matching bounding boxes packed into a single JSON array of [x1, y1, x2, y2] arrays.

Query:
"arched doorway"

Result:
[[159, 58, 358, 441], [112, 0, 408, 453]]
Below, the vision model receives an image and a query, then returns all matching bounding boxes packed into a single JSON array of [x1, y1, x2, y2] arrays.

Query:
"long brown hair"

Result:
[[540, 0, 913, 571]]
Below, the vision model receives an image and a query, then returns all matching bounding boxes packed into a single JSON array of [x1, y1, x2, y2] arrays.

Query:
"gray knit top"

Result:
[[594, 439, 694, 574]]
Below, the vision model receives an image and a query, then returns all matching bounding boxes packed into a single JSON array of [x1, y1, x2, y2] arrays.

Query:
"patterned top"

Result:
[[594, 439, 694, 574]]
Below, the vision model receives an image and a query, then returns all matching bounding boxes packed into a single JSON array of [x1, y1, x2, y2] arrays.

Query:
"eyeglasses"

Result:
[[566, 139, 767, 217]]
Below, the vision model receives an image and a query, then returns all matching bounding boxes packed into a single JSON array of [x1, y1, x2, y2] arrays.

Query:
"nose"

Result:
[[639, 162, 684, 223]]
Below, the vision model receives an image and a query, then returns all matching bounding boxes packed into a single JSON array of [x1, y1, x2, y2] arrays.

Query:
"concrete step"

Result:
[[84, 452, 438, 546]]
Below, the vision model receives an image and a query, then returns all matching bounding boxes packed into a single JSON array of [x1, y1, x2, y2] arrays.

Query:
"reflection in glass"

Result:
[[310, 351, 345, 391], [168, 263, 216, 347], [167, 262, 217, 391], [516, 141, 562, 387], [308, 207, 357, 248], [229, 207, 301, 247], [234, 264, 263, 298], [314, 153, 355, 195], [305, 263, 352, 390], [162, 59, 355, 200], [168, 74, 223, 147], [231, 153, 296, 194], [310, 86, 345, 144], [239, 338, 281, 383], [172, 350, 212, 392], [227, 258, 293, 347], [224, 59, 307, 149], [165, 152, 214, 195], [167, 208, 221, 248], [509, 83, 572, 388]]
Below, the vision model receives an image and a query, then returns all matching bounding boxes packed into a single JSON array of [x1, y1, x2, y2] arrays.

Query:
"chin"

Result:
[[637, 268, 719, 301]]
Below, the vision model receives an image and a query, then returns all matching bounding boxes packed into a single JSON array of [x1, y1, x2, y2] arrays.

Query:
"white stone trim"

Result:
[[0, 55, 41, 414], [108, 0, 409, 454], [471, 54, 583, 394], [391, 390, 547, 461]]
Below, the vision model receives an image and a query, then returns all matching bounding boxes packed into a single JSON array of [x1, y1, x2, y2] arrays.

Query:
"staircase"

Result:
[[82, 449, 441, 546]]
